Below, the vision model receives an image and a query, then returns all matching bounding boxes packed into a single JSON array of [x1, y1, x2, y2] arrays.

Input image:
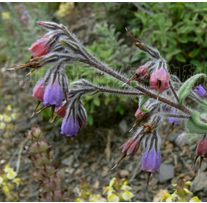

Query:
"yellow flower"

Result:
[[3, 114, 12, 122], [109, 177, 116, 188], [189, 196, 201, 202], [56, 2, 75, 17], [0, 122, 6, 130], [13, 178, 21, 187], [1, 12, 10, 21], [122, 190, 135, 201], [185, 181, 193, 187], [0, 177, 3, 185], [90, 194, 101, 202], [121, 181, 132, 191], [6, 105, 12, 111], [3, 185, 10, 195], [0, 114, 3, 121], [4, 165, 17, 180], [11, 113, 17, 120], [183, 188, 192, 195], [108, 194, 120, 202], [76, 198, 85, 202]]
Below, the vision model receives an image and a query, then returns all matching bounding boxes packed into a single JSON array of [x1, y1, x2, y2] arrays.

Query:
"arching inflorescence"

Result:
[[9, 21, 207, 184]]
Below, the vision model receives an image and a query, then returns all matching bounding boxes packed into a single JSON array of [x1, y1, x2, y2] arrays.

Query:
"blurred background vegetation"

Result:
[[1, 2, 207, 124]]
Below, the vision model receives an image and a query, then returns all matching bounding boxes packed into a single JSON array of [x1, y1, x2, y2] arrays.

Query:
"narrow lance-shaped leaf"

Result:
[[139, 95, 150, 112], [178, 74, 206, 105], [186, 111, 207, 134], [200, 100, 207, 109]]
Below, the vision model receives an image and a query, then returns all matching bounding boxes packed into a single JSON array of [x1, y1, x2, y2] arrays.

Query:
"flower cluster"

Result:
[[161, 179, 201, 202], [9, 21, 207, 185], [75, 177, 134, 202], [0, 165, 21, 201], [0, 105, 17, 130], [103, 177, 135, 202]]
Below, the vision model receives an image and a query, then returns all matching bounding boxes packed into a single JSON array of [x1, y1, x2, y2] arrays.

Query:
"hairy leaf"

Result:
[[139, 95, 150, 112], [186, 111, 207, 134], [178, 74, 206, 105]]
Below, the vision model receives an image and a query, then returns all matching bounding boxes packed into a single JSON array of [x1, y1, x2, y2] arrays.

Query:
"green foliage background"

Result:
[[1, 2, 207, 124]]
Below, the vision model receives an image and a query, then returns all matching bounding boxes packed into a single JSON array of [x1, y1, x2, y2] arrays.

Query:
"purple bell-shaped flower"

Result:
[[60, 116, 79, 137], [194, 84, 206, 97], [43, 81, 63, 108], [141, 147, 161, 184]]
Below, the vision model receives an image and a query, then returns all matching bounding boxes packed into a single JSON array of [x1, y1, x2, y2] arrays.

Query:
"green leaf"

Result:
[[93, 97, 100, 106], [87, 115, 94, 126], [176, 54, 186, 63], [189, 49, 199, 58], [139, 95, 150, 112], [201, 100, 207, 107], [178, 74, 206, 105], [186, 111, 207, 134]]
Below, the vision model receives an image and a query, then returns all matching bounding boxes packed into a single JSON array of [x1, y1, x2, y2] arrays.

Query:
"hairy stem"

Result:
[[156, 113, 190, 119], [97, 87, 144, 96], [169, 80, 180, 103], [82, 59, 192, 115]]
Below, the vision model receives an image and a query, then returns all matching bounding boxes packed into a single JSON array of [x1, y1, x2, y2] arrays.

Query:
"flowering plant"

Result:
[[161, 179, 201, 202], [75, 177, 134, 202], [0, 164, 21, 201], [9, 21, 207, 184]]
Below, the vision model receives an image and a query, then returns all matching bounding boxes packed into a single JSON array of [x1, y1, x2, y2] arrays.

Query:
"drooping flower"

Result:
[[60, 116, 79, 137], [120, 137, 139, 157], [194, 84, 206, 97], [28, 37, 50, 57], [150, 67, 169, 94], [135, 65, 150, 82], [32, 78, 46, 102], [194, 135, 207, 167], [43, 81, 63, 108], [141, 147, 161, 173], [168, 110, 179, 124]]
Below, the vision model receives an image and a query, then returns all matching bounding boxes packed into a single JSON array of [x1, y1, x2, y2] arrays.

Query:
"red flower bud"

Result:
[[28, 37, 50, 57], [32, 79, 46, 102], [150, 67, 169, 93], [194, 135, 207, 168], [134, 108, 142, 117], [55, 104, 67, 118], [120, 137, 139, 157], [135, 65, 150, 82], [196, 135, 207, 157]]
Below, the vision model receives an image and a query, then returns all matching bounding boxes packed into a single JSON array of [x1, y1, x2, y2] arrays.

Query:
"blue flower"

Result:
[[43, 81, 63, 108], [60, 116, 79, 137], [168, 110, 179, 124], [141, 147, 161, 173], [194, 84, 206, 97]]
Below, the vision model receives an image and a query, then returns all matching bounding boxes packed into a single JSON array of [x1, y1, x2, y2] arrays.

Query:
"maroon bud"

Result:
[[28, 36, 50, 57], [150, 67, 169, 94], [134, 108, 142, 117], [120, 137, 139, 158], [135, 65, 150, 82], [194, 135, 207, 167], [32, 79, 46, 102], [55, 103, 67, 118]]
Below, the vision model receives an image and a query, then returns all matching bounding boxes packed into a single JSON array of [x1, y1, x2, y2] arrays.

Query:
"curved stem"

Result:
[[82, 59, 191, 115]]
